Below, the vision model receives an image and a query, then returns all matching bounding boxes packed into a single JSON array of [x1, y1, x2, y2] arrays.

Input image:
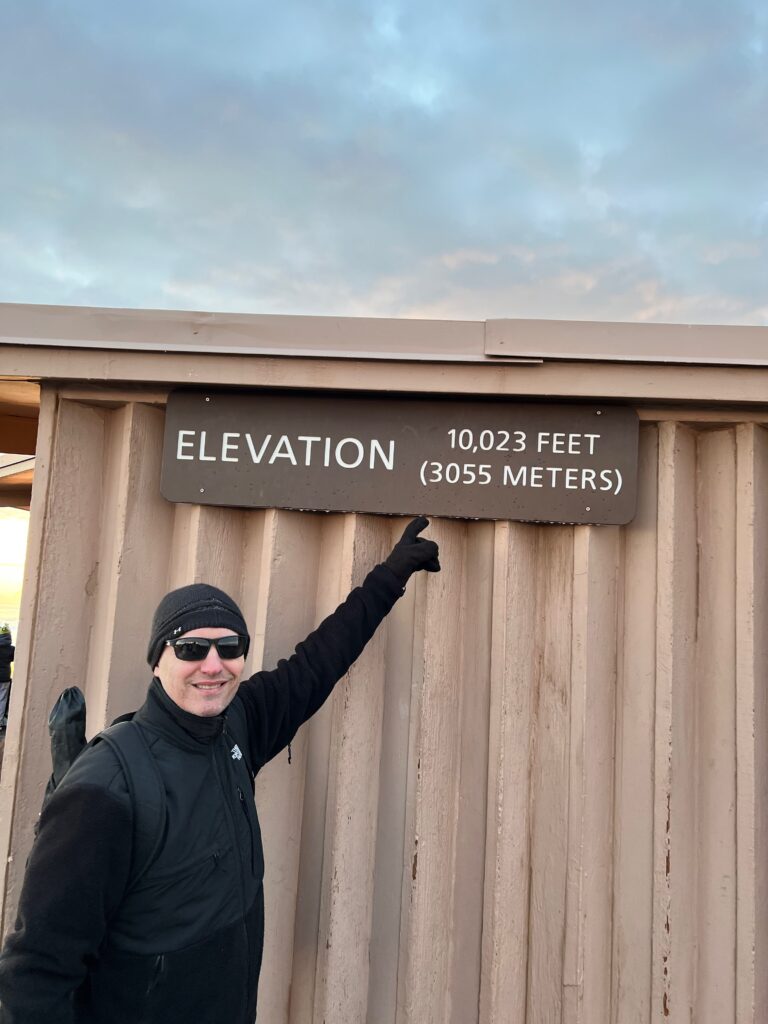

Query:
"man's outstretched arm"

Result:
[[237, 517, 440, 769]]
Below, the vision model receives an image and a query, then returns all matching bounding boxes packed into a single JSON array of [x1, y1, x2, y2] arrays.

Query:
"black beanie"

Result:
[[147, 583, 249, 669]]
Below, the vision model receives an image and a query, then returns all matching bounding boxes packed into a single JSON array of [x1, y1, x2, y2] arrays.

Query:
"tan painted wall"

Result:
[[2, 385, 767, 1023]]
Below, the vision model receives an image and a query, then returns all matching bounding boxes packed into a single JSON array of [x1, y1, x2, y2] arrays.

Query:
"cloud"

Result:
[[0, 0, 765, 324]]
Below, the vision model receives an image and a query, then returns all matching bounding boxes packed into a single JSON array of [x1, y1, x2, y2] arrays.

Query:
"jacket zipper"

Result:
[[146, 954, 165, 997], [210, 743, 248, 904], [237, 784, 256, 871], [214, 741, 252, 1011]]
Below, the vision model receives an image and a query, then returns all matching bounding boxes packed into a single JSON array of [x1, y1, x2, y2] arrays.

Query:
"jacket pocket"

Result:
[[142, 919, 249, 1023], [90, 920, 249, 1024], [109, 845, 238, 955], [141, 842, 222, 883]]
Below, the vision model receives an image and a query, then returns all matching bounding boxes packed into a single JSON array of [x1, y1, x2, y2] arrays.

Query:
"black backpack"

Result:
[[39, 688, 166, 889]]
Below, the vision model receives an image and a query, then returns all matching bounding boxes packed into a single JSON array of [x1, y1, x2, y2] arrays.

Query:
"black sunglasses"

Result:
[[165, 635, 250, 661]]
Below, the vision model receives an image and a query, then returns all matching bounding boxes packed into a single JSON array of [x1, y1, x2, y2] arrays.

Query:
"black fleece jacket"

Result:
[[0, 563, 404, 1024]]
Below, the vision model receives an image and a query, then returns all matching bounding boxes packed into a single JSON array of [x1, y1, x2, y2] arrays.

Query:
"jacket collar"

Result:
[[134, 676, 226, 750]]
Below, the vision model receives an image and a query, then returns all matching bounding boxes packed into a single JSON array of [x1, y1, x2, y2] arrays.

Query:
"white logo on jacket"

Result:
[[231, 744, 243, 761]]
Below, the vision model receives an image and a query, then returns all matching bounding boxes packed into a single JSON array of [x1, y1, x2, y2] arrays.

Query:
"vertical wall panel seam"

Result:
[[652, 421, 675, 1021], [610, 524, 626, 1024], [610, 528, 622, 1024], [393, 570, 420, 1024], [563, 527, 586, 1009], [85, 403, 133, 729], [479, 520, 535, 1024], [477, 522, 502, 1024], [692, 426, 740, 1021], [312, 515, 351, 1024], [526, 526, 546, 1022], [562, 525, 576, 1024], [735, 423, 759, 1023], [754, 424, 768, 1023], [449, 523, 469, 1022], [692, 430, 704, 1015], [395, 555, 430, 1024], [731, 427, 739, 1023], [654, 422, 698, 1023], [476, 521, 503, 1024]]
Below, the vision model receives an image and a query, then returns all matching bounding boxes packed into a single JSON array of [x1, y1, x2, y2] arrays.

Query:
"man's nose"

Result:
[[200, 647, 224, 673]]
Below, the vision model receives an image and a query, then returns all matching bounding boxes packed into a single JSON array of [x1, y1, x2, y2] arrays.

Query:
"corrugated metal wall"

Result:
[[2, 390, 767, 1023]]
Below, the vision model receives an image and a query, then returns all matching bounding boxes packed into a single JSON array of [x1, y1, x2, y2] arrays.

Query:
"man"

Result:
[[0, 625, 13, 732], [0, 516, 439, 1023]]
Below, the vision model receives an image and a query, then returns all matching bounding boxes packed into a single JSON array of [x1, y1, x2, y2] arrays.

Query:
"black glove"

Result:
[[384, 516, 440, 585], [48, 687, 87, 787]]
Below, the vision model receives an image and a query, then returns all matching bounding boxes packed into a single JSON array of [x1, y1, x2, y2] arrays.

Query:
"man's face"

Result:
[[154, 627, 246, 717]]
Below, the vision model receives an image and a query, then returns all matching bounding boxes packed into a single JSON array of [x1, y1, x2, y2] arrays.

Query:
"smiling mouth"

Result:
[[192, 681, 229, 691]]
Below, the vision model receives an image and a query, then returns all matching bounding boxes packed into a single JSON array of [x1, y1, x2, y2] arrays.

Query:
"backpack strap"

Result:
[[98, 721, 166, 890]]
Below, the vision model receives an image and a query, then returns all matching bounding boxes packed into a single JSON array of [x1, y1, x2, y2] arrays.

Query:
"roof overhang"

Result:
[[486, 318, 768, 366], [2, 304, 768, 417], [1, 302, 766, 367]]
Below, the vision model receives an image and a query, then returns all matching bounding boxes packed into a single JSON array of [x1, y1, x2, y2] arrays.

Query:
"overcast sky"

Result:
[[1, 0, 766, 324]]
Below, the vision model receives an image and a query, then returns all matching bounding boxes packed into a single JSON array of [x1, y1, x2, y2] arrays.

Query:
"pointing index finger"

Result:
[[412, 515, 429, 534], [398, 516, 428, 545]]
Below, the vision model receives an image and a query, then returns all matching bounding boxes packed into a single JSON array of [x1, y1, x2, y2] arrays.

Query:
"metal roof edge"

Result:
[[0, 335, 541, 364], [0, 303, 766, 367], [485, 318, 768, 367], [0, 302, 505, 363]]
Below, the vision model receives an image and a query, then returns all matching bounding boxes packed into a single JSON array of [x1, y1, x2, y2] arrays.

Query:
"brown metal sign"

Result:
[[161, 390, 639, 525]]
